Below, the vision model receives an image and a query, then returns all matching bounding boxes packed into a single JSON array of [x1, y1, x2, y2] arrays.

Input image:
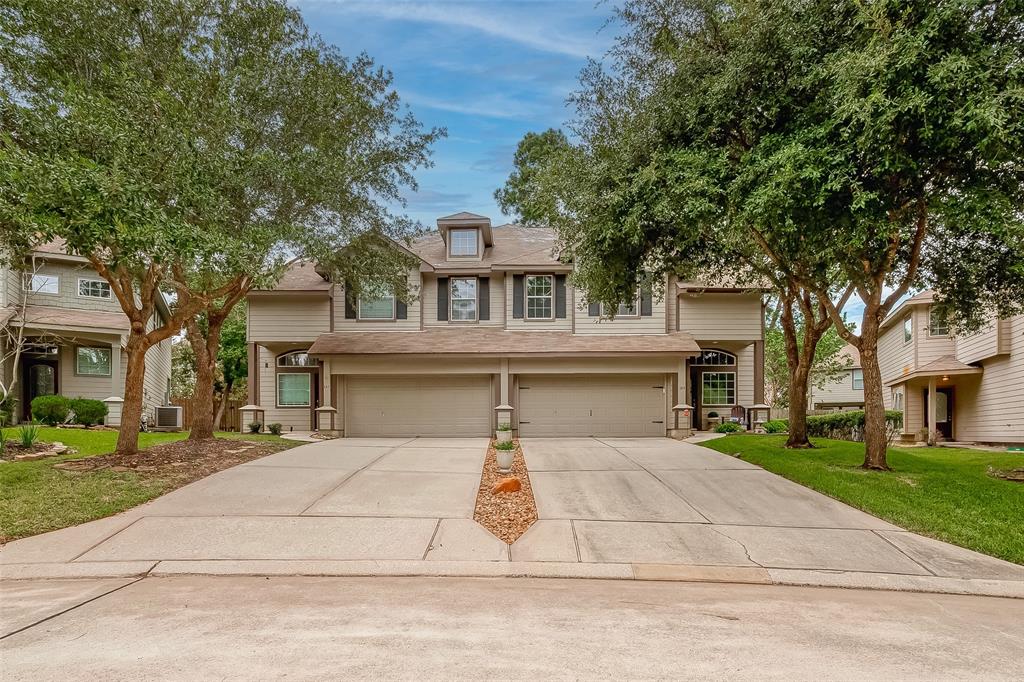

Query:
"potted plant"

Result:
[[495, 422, 512, 443], [494, 439, 516, 472]]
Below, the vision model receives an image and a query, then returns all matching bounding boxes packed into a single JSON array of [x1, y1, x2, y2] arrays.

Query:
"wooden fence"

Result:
[[171, 398, 244, 432]]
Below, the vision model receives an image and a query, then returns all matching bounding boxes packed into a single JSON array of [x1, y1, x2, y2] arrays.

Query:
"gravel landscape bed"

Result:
[[473, 440, 538, 544]]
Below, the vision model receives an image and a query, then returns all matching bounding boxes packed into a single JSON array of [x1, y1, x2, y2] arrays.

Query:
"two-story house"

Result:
[[0, 240, 173, 425], [246, 213, 765, 438], [878, 290, 1023, 444], [807, 344, 864, 411]]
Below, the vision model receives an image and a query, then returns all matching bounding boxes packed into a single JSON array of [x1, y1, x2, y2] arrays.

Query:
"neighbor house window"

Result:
[[449, 228, 479, 257], [24, 273, 58, 294], [702, 372, 735, 405], [76, 347, 111, 376], [525, 275, 553, 319], [277, 351, 316, 367], [450, 277, 477, 321], [78, 278, 111, 299], [277, 373, 311, 407], [358, 289, 395, 320], [903, 316, 913, 343], [851, 369, 864, 390], [929, 306, 949, 336]]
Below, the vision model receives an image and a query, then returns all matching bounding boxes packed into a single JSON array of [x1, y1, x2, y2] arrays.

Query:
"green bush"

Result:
[[267, 423, 283, 435], [69, 398, 108, 427], [805, 410, 903, 441], [30, 395, 70, 426], [763, 419, 788, 434], [19, 423, 40, 447], [248, 421, 263, 434], [0, 394, 15, 427], [714, 421, 742, 433]]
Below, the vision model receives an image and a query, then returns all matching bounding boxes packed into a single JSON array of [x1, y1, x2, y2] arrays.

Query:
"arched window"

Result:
[[277, 351, 316, 367], [691, 349, 737, 366]]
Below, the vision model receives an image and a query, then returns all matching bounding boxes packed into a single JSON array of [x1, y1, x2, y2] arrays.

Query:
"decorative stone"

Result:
[[491, 477, 522, 495]]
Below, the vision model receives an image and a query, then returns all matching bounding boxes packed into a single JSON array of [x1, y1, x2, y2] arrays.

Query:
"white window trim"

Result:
[[701, 371, 736, 406], [449, 277, 478, 322], [447, 228, 479, 258], [525, 274, 555, 321], [77, 277, 112, 299], [276, 372, 312, 408], [357, 293, 396, 321], [903, 316, 913, 344], [24, 273, 59, 295], [851, 368, 864, 390], [600, 297, 641, 319], [928, 306, 949, 337], [692, 350, 738, 366], [75, 346, 112, 377]]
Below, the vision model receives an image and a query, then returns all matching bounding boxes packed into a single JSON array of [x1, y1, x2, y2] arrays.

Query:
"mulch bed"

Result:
[[52, 438, 294, 488], [991, 467, 1024, 483], [473, 440, 538, 544], [1, 442, 66, 461]]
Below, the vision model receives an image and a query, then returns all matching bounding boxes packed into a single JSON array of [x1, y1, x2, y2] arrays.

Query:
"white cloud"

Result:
[[402, 91, 548, 121]]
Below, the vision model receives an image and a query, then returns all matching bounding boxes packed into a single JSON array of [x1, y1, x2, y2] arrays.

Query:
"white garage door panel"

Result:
[[518, 374, 666, 437], [346, 375, 491, 437]]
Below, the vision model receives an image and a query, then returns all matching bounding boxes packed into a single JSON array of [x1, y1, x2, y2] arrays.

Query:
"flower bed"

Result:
[[473, 439, 538, 544]]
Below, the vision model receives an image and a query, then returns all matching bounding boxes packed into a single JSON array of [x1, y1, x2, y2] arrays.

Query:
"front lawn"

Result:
[[703, 434, 1024, 565], [0, 427, 294, 543]]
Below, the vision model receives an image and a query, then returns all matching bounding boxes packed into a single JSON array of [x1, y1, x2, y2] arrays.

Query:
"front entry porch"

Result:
[[888, 355, 983, 444]]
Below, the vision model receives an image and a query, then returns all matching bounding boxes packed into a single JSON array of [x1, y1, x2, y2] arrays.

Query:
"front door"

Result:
[[22, 359, 58, 420], [924, 387, 954, 440]]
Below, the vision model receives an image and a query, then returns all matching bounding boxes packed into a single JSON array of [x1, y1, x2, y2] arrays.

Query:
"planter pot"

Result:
[[495, 430, 512, 443], [495, 448, 515, 472]]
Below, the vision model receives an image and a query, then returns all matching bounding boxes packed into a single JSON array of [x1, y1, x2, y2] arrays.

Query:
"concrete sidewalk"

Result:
[[1, 436, 1021, 599]]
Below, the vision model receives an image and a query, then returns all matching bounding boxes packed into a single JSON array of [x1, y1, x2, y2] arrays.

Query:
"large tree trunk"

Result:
[[779, 295, 820, 448], [786, 366, 812, 448], [187, 317, 223, 441], [858, 312, 890, 470], [116, 335, 149, 455], [213, 379, 232, 430]]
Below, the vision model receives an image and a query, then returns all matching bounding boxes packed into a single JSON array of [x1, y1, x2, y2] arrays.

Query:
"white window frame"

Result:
[[449, 277, 478, 322], [893, 389, 904, 412], [75, 346, 112, 377], [357, 291, 396, 320], [448, 228, 479, 257], [276, 372, 311, 407], [928, 306, 949, 337], [600, 297, 640, 318], [24, 273, 59, 295], [851, 368, 864, 390], [691, 349, 738, 366], [701, 372, 736, 406], [78, 277, 112, 299], [903, 316, 913, 344], [525, 274, 554, 320]]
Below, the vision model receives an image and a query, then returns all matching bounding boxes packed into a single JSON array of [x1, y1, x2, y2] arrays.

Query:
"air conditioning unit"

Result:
[[152, 405, 183, 431]]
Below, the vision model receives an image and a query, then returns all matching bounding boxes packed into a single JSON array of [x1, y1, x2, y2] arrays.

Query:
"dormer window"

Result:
[[358, 287, 396, 320], [449, 228, 478, 257]]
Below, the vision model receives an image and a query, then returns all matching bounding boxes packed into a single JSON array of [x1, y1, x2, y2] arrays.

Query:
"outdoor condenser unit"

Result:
[[152, 405, 184, 431]]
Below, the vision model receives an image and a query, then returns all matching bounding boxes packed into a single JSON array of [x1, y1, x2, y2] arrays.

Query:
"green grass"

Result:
[[0, 427, 292, 542], [703, 434, 1024, 565]]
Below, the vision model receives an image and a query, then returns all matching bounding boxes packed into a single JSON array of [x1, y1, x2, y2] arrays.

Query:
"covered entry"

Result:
[[344, 375, 492, 437], [517, 374, 666, 437]]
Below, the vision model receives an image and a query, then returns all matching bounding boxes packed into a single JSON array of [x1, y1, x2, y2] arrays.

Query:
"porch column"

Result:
[[676, 359, 687, 429], [316, 357, 337, 434], [499, 358, 510, 406], [927, 377, 937, 446], [109, 340, 121, 397]]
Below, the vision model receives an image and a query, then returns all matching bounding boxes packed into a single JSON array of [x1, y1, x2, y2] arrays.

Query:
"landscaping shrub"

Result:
[[494, 439, 516, 451], [496, 422, 512, 432], [267, 423, 283, 435], [248, 421, 263, 434], [19, 423, 40, 446], [69, 398, 108, 427], [805, 410, 903, 442], [30, 395, 70, 426], [0, 394, 15, 427], [762, 419, 788, 434], [714, 421, 742, 433]]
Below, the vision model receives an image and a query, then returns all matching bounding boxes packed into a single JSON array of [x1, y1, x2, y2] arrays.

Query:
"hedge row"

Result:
[[760, 411, 903, 442], [30, 396, 109, 427]]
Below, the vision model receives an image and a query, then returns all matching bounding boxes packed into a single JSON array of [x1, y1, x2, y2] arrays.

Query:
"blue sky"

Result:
[[296, 0, 615, 227]]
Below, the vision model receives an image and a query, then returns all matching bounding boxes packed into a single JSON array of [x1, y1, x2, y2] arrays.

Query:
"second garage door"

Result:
[[345, 375, 492, 437], [517, 374, 666, 437]]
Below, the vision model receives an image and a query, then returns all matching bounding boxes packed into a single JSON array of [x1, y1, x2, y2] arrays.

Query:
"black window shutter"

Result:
[[478, 277, 489, 320], [396, 298, 407, 319], [437, 277, 449, 321], [512, 275, 524, 319], [344, 281, 357, 319], [588, 302, 600, 316], [555, 275, 567, 319], [640, 288, 653, 316]]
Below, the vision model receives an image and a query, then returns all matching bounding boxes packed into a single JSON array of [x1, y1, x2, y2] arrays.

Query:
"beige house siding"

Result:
[[256, 345, 313, 432], [952, 315, 1024, 443], [422, 272, 505, 328], [248, 295, 330, 342], [572, 285, 666, 335], [504, 275, 572, 331], [677, 292, 761, 339], [878, 321, 913, 384], [955, 320, 1002, 364], [810, 369, 864, 408], [20, 261, 125, 314], [334, 272, 423, 331], [914, 306, 955, 365]]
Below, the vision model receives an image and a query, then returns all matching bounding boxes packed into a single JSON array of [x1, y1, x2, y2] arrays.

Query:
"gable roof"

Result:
[[408, 225, 564, 270], [880, 290, 935, 331]]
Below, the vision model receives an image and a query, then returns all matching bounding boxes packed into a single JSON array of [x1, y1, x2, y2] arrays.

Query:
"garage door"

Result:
[[517, 374, 666, 437], [345, 375, 492, 437]]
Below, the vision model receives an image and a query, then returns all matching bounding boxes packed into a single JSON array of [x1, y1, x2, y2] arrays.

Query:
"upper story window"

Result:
[[691, 349, 737, 366], [277, 351, 317, 367], [78, 278, 111, 299], [448, 228, 479, 257], [929, 306, 949, 337], [525, 275, 554, 319], [903, 316, 913, 343], [851, 369, 864, 390], [450, 277, 477, 321], [358, 289, 396, 320], [24, 273, 58, 295], [601, 299, 639, 318]]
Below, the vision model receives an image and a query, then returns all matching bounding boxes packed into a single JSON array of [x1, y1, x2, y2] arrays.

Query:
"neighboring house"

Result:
[[246, 212, 765, 437], [0, 241, 173, 425], [877, 290, 1023, 444], [807, 344, 864, 410]]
